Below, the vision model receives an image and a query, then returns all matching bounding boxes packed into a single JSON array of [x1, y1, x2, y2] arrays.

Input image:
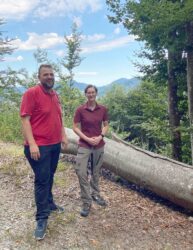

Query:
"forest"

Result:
[[2, 1, 193, 249], [1, 0, 193, 165]]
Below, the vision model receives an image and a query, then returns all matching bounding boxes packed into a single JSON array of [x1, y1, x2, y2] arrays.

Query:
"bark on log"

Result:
[[62, 128, 193, 211]]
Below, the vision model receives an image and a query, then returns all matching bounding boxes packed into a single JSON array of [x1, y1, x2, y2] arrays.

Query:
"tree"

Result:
[[57, 81, 85, 127], [101, 81, 169, 155], [33, 47, 48, 65], [32, 31, 85, 126], [186, 21, 193, 162], [60, 23, 83, 87], [0, 19, 15, 61], [55, 22, 85, 123], [0, 67, 29, 143], [33, 47, 61, 80], [106, 0, 193, 162], [0, 68, 28, 103], [100, 85, 128, 133]]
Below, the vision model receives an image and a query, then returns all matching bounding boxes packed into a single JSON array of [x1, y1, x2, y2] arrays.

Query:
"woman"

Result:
[[73, 85, 109, 217]]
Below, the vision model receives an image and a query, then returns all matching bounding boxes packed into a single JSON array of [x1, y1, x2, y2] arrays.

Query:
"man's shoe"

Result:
[[80, 203, 91, 217], [92, 195, 107, 206], [50, 205, 64, 213], [34, 219, 47, 240]]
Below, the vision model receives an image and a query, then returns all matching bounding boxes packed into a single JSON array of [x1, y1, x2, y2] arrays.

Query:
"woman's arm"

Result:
[[73, 122, 96, 146]]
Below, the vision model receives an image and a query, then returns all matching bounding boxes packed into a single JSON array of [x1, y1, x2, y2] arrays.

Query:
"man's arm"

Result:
[[21, 116, 40, 160]]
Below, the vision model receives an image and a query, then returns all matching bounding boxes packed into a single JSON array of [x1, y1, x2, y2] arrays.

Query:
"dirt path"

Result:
[[1, 142, 193, 250]]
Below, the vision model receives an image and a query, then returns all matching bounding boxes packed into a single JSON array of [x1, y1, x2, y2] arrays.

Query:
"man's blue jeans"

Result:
[[24, 143, 61, 221]]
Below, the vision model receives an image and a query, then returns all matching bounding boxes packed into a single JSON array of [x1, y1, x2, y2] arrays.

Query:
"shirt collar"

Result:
[[84, 102, 100, 111]]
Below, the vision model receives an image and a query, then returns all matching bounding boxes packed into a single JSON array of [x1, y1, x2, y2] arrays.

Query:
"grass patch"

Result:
[[57, 161, 70, 172], [0, 141, 28, 177], [65, 212, 76, 224], [0, 141, 23, 157], [54, 175, 68, 188], [48, 212, 77, 238], [0, 157, 28, 177]]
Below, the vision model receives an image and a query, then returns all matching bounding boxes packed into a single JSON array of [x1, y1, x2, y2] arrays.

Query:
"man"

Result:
[[20, 64, 68, 240], [73, 85, 109, 217]]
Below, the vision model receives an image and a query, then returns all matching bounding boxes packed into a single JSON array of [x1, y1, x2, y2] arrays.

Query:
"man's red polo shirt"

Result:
[[20, 84, 62, 146], [74, 102, 108, 149]]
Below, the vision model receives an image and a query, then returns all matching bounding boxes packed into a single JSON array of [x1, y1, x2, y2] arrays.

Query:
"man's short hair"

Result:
[[38, 64, 53, 76], [84, 84, 98, 94]]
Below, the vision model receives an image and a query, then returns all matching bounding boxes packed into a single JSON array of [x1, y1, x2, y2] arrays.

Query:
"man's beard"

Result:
[[42, 80, 54, 90]]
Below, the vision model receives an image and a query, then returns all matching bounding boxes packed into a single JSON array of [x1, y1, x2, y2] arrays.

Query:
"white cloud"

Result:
[[83, 34, 106, 42], [4, 55, 24, 62], [82, 35, 136, 54], [55, 33, 106, 57], [114, 27, 121, 35], [0, 0, 39, 20], [36, 0, 102, 17], [17, 55, 24, 61], [12, 31, 136, 57], [55, 50, 65, 57], [14, 32, 64, 50], [34, 0, 102, 18], [0, 0, 102, 20]]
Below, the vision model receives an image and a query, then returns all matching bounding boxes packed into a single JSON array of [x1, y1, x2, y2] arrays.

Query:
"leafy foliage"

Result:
[[101, 81, 171, 155], [56, 79, 85, 127], [0, 22, 85, 143], [60, 23, 84, 86], [106, 0, 193, 162], [0, 19, 15, 61], [0, 105, 22, 143]]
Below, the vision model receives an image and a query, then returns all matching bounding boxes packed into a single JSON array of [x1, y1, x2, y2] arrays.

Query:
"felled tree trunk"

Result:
[[62, 128, 193, 211]]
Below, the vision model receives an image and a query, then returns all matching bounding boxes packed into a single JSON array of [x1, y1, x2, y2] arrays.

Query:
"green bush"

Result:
[[0, 105, 22, 143]]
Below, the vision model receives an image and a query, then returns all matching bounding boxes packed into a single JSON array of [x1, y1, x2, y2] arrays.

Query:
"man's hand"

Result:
[[29, 143, 40, 161], [61, 137, 68, 151]]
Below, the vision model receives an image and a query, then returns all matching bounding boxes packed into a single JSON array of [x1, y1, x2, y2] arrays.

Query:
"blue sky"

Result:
[[0, 0, 143, 86]]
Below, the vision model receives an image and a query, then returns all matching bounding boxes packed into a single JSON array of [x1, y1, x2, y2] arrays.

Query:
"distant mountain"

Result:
[[109, 77, 140, 88], [15, 77, 140, 96], [73, 77, 140, 96], [98, 77, 140, 96], [72, 81, 87, 92]]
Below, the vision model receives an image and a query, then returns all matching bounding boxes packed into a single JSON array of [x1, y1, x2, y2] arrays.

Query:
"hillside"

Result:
[[98, 77, 140, 96], [16, 77, 140, 96], [1, 141, 193, 249], [73, 77, 140, 96]]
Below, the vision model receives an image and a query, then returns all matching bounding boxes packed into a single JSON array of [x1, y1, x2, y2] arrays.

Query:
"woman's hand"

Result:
[[87, 135, 102, 146]]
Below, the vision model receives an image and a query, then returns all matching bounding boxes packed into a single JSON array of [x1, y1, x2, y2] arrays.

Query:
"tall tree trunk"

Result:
[[167, 49, 182, 161], [186, 21, 193, 165]]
